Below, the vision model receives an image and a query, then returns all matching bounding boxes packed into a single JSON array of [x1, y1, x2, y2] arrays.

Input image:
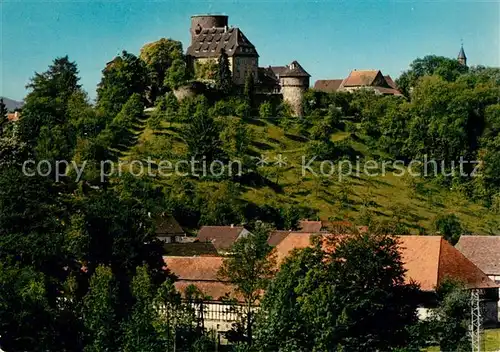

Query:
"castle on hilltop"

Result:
[[186, 14, 310, 116]]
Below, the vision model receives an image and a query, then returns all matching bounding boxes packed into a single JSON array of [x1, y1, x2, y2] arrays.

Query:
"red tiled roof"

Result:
[[456, 236, 500, 276], [314, 79, 344, 93], [196, 226, 246, 252]]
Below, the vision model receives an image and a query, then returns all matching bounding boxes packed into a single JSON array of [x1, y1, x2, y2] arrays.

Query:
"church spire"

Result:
[[458, 43, 467, 66]]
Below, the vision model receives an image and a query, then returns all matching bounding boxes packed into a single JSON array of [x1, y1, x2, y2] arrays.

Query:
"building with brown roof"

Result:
[[314, 69, 403, 96], [456, 236, 500, 282], [196, 225, 251, 254], [153, 213, 187, 243]]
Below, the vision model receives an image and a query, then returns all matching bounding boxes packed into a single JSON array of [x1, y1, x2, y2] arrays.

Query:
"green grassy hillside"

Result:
[[121, 113, 498, 235]]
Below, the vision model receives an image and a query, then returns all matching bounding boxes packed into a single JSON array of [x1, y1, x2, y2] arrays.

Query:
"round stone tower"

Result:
[[279, 61, 310, 117], [190, 15, 229, 43]]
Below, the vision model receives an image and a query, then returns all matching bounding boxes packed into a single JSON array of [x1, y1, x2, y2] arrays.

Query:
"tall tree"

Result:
[[217, 49, 232, 95], [218, 222, 276, 346], [96, 51, 148, 119], [122, 265, 164, 352]]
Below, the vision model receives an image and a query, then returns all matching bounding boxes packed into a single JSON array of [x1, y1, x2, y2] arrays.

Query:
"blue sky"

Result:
[[1, 0, 499, 101]]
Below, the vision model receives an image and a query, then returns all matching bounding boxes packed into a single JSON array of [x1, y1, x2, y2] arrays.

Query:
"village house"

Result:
[[164, 233, 499, 334], [314, 69, 403, 96]]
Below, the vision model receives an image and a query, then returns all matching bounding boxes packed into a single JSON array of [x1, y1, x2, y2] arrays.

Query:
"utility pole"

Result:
[[470, 289, 482, 352]]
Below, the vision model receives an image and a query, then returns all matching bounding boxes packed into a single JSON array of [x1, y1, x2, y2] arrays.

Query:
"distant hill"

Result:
[[0, 97, 24, 111]]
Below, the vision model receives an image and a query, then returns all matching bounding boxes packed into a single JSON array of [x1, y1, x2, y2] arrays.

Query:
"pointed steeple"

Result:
[[457, 44, 467, 66]]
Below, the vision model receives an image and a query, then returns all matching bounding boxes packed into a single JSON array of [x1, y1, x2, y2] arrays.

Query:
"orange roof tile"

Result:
[[455, 236, 500, 275], [165, 236, 497, 298], [196, 226, 246, 252]]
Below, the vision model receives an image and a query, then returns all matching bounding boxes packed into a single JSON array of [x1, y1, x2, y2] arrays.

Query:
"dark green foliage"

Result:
[[429, 279, 471, 351], [220, 117, 252, 157], [164, 58, 188, 90], [256, 232, 420, 351], [68, 91, 105, 139], [69, 190, 167, 291], [108, 93, 144, 147], [0, 262, 60, 351], [122, 265, 164, 352], [197, 182, 244, 226], [432, 213, 463, 245], [217, 49, 233, 95], [306, 139, 336, 160], [96, 51, 148, 118]]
